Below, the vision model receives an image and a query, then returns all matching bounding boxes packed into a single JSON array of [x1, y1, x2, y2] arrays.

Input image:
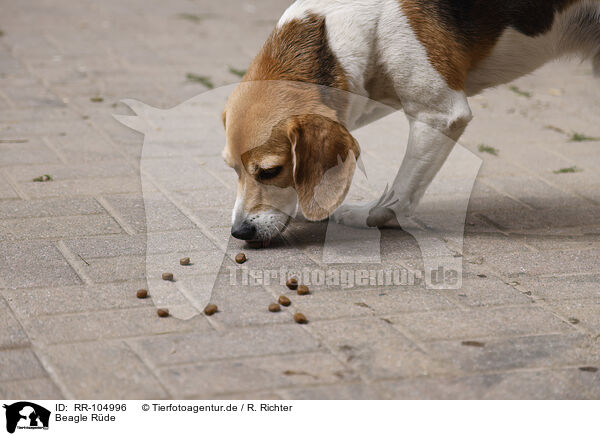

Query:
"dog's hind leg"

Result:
[[593, 50, 600, 76]]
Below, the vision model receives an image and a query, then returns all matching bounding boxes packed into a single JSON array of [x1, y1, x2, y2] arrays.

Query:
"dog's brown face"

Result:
[[222, 82, 360, 243]]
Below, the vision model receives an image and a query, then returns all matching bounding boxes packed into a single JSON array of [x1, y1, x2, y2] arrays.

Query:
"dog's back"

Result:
[[457, 0, 600, 93], [277, 0, 599, 94]]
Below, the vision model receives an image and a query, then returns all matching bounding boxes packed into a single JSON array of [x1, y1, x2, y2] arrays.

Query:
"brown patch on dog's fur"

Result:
[[244, 13, 350, 120], [288, 114, 360, 220], [246, 14, 348, 90], [399, 0, 581, 90], [400, 0, 471, 89]]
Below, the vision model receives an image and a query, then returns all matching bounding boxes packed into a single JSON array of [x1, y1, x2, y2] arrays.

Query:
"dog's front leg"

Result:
[[332, 95, 472, 228]]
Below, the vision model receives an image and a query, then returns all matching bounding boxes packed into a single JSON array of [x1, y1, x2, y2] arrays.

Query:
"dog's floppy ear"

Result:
[[288, 114, 360, 221]]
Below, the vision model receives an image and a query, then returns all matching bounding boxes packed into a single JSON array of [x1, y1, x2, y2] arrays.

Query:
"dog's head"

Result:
[[222, 82, 359, 243]]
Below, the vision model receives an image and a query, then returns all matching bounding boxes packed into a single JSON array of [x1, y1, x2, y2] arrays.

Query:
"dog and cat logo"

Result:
[[2, 402, 50, 433]]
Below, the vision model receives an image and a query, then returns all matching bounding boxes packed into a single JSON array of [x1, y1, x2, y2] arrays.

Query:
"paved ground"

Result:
[[1, 0, 600, 399]]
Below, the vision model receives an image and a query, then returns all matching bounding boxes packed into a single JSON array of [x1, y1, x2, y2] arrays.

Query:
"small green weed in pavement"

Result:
[[545, 125, 566, 134], [90, 96, 104, 103], [553, 166, 581, 174], [228, 66, 247, 78], [32, 174, 53, 182], [509, 86, 531, 98], [478, 144, 499, 156], [176, 13, 206, 23], [569, 132, 600, 142], [186, 73, 214, 89]]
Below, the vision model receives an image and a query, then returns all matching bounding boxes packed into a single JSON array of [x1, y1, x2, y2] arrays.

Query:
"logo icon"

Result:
[[3, 402, 50, 434]]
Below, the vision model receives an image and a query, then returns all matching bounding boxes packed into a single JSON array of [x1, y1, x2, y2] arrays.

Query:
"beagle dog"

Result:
[[223, 0, 600, 243]]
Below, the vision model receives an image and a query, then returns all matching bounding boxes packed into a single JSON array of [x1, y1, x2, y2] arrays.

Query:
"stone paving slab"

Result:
[[0, 298, 30, 349], [43, 340, 170, 399], [0, 348, 47, 382], [127, 324, 321, 367], [0, 0, 599, 400], [377, 368, 599, 400], [0, 378, 64, 400], [0, 241, 82, 289], [158, 352, 355, 399]]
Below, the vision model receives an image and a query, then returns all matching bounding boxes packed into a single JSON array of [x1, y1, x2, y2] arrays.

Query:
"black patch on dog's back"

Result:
[[417, 0, 576, 44]]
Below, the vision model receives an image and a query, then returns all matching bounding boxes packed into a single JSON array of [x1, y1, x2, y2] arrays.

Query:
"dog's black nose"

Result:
[[231, 222, 257, 240]]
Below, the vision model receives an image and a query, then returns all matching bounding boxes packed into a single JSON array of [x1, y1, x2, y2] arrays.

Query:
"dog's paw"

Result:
[[331, 202, 373, 228], [331, 186, 401, 228]]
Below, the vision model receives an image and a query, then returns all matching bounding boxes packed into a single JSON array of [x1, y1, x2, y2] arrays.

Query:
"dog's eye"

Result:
[[257, 166, 283, 181]]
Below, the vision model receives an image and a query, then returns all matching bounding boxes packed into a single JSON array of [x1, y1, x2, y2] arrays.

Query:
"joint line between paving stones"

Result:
[[139, 172, 228, 252], [0, 87, 15, 108], [0, 168, 30, 200], [123, 340, 173, 399], [1, 294, 75, 399], [154, 349, 332, 370], [179, 380, 370, 401], [95, 195, 137, 235], [478, 178, 536, 211], [376, 361, 600, 383], [56, 240, 93, 285], [41, 136, 69, 165]]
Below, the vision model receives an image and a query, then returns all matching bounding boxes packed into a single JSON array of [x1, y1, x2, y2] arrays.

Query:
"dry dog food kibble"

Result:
[[297, 285, 310, 295], [278, 295, 291, 306], [204, 304, 218, 316], [162, 272, 174, 281], [286, 278, 298, 290], [180, 257, 191, 266], [157, 308, 169, 318], [268, 303, 281, 312], [235, 253, 247, 264], [293, 313, 308, 324], [136, 289, 148, 299]]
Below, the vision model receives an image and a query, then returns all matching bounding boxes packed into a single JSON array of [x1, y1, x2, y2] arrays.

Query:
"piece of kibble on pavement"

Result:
[[204, 304, 218, 316], [293, 313, 308, 324], [180, 257, 191, 266], [235, 253, 247, 264], [268, 303, 281, 312], [157, 308, 169, 318], [286, 278, 298, 290], [136, 289, 148, 299], [297, 285, 310, 295], [162, 272, 174, 281], [278, 295, 291, 306]]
